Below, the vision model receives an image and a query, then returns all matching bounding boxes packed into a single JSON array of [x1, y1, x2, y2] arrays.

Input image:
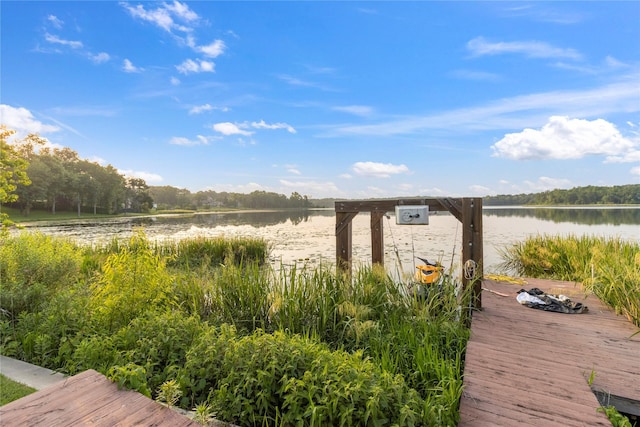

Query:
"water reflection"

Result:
[[483, 206, 640, 226]]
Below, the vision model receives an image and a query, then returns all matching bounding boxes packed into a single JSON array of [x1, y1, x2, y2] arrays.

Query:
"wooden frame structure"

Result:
[[335, 197, 484, 308]]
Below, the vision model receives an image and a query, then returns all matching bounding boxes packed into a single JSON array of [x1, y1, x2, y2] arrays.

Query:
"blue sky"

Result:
[[2, 1, 639, 199]]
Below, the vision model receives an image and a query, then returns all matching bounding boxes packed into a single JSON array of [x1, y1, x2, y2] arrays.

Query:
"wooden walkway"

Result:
[[0, 369, 199, 426], [458, 277, 640, 426]]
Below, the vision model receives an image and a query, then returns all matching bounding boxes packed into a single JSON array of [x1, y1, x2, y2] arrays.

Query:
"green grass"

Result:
[[0, 374, 36, 405]]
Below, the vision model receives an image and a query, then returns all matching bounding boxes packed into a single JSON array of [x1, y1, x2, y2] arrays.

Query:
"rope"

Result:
[[463, 259, 477, 280]]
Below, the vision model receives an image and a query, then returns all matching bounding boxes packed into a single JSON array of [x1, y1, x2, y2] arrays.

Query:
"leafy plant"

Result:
[[157, 379, 182, 408], [107, 363, 152, 398]]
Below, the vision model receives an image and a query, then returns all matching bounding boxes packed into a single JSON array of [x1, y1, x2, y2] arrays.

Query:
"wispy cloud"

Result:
[[351, 161, 410, 178], [450, 69, 500, 82], [467, 36, 582, 60], [123, 59, 143, 73], [176, 59, 215, 74], [169, 135, 211, 146], [251, 120, 296, 133], [330, 77, 640, 137], [89, 52, 110, 64], [47, 15, 64, 29], [45, 33, 83, 49], [332, 105, 374, 117]]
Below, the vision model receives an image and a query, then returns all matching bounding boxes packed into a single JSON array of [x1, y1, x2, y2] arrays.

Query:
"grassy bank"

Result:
[[0, 374, 36, 405], [0, 231, 470, 425], [499, 234, 640, 327]]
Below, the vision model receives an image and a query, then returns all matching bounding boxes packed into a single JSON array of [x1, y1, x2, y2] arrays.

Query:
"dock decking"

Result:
[[0, 369, 199, 426], [458, 277, 640, 426]]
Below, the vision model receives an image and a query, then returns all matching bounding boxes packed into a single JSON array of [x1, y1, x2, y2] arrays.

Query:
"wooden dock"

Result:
[[458, 277, 640, 426], [0, 369, 199, 426]]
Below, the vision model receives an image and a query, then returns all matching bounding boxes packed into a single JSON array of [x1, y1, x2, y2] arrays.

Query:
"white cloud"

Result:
[[524, 177, 573, 192], [176, 59, 215, 74], [171, 76, 181, 85], [251, 120, 296, 133], [631, 166, 640, 176], [197, 40, 226, 58], [351, 161, 410, 178], [0, 104, 60, 136], [212, 122, 253, 136], [90, 52, 110, 64], [123, 59, 143, 73], [285, 165, 301, 175], [45, 33, 83, 49], [491, 116, 635, 160], [47, 15, 64, 29], [332, 105, 374, 116], [121, 1, 197, 33], [119, 169, 163, 183], [189, 104, 213, 114], [164, 0, 199, 22], [467, 36, 582, 60], [169, 135, 210, 146]]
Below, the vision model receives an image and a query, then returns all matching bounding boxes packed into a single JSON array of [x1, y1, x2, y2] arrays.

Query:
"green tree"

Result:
[[0, 126, 32, 206]]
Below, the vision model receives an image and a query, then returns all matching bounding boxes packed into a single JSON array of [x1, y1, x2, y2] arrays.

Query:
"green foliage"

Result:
[[157, 379, 182, 408], [0, 373, 36, 405], [107, 363, 152, 398], [1, 232, 471, 426], [500, 235, 640, 326], [90, 233, 177, 332], [484, 184, 640, 205], [111, 310, 205, 394], [597, 406, 634, 427], [0, 232, 82, 318], [181, 327, 425, 426]]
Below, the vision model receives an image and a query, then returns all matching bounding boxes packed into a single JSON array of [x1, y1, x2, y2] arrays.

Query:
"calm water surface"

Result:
[[19, 207, 640, 278]]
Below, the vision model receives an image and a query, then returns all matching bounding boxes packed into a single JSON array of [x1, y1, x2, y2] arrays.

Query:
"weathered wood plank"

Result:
[[0, 369, 199, 426], [459, 278, 640, 426]]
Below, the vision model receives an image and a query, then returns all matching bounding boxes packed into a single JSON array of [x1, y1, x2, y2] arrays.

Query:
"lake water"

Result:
[[18, 206, 640, 279]]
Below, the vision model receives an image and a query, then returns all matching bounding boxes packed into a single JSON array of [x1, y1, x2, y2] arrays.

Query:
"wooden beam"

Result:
[[437, 197, 463, 222], [335, 198, 451, 213], [370, 211, 385, 266]]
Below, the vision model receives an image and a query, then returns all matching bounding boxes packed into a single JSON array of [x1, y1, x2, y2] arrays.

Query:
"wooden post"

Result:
[[461, 197, 483, 309], [371, 211, 385, 266], [336, 211, 356, 272]]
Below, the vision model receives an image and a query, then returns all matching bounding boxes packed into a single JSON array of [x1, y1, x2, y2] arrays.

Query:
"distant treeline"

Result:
[[149, 186, 313, 210], [483, 184, 639, 206]]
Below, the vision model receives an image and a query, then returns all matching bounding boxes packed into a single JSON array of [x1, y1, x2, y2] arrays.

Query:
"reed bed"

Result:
[[499, 234, 639, 326]]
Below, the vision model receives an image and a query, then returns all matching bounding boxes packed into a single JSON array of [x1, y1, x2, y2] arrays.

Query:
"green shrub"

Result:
[[90, 233, 177, 332], [181, 326, 425, 426], [0, 232, 82, 318], [112, 310, 205, 395]]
